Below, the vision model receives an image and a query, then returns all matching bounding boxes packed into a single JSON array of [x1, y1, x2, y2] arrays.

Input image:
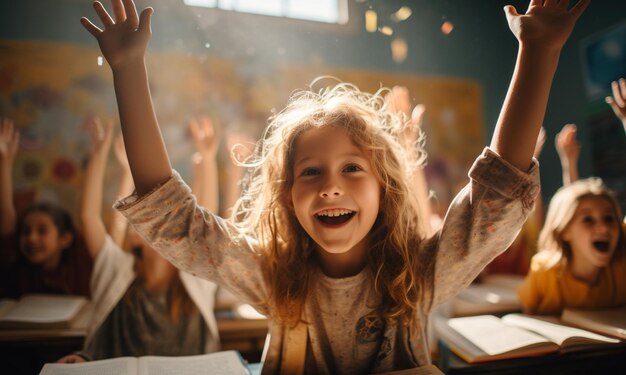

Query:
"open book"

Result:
[[449, 274, 523, 317], [562, 306, 626, 340], [0, 294, 89, 329], [39, 351, 251, 375], [435, 313, 621, 363]]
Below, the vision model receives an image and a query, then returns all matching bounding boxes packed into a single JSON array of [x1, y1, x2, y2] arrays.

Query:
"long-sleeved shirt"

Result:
[[115, 147, 539, 374]]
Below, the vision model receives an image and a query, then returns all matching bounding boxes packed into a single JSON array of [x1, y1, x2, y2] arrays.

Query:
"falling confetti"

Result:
[[204, 43, 211, 48], [391, 37, 408, 64], [97, 56, 103, 66], [391, 6, 412, 22], [365, 10, 377, 32], [441, 21, 454, 35], [379, 26, 393, 36]]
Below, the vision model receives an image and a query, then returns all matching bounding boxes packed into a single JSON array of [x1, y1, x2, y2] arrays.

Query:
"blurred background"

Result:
[[1, 0, 625, 218]]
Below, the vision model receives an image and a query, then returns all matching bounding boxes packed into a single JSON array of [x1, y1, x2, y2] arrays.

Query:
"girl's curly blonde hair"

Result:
[[230, 79, 431, 326]]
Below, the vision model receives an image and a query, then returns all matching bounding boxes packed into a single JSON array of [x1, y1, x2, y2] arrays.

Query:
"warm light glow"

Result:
[[441, 20, 454, 35], [392, 6, 412, 22], [365, 10, 377, 32], [391, 37, 407, 63], [485, 293, 501, 304], [379, 26, 393, 36]]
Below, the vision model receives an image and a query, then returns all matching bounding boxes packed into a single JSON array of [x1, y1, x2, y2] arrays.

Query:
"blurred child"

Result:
[[518, 178, 626, 314], [81, 0, 587, 372], [57, 117, 219, 362], [0, 118, 92, 298]]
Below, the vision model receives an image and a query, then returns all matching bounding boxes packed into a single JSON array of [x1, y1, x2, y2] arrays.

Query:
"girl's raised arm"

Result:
[[81, 0, 171, 195], [79, 116, 114, 259], [490, 0, 589, 171]]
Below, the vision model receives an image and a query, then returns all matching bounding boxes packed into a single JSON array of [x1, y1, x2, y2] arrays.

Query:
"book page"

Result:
[[448, 315, 549, 356], [502, 314, 619, 345], [562, 307, 626, 339], [138, 351, 250, 375], [0, 295, 86, 323], [39, 357, 136, 375], [0, 299, 16, 318]]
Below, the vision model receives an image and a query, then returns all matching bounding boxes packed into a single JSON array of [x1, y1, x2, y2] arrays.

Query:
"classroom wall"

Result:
[[1, 0, 625, 209]]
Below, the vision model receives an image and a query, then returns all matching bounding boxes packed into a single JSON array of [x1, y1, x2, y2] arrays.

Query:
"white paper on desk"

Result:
[[502, 314, 619, 345], [138, 351, 250, 375], [39, 357, 135, 375], [448, 315, 548, 356], [1, 295, 85, 323]]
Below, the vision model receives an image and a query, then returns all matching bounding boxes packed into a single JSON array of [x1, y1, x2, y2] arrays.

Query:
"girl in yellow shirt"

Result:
[[518, 178, 626, 315]]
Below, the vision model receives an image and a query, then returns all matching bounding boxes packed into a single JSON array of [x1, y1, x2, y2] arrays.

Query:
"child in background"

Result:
[[518, 178, 626, 315], [81, 0, 587, 372], [0, 118, 92, 298], [57, 117, 219, 363]]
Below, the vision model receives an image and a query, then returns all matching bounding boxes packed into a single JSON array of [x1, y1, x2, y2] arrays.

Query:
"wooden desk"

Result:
[[0, 310, 268, 374], [438, 340, 626, 374], [216, 317, 268, 363]]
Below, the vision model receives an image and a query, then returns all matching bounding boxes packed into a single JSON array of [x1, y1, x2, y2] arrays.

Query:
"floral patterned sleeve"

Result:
[[114, 172, 270, 315], [428, 147, 540, 309]]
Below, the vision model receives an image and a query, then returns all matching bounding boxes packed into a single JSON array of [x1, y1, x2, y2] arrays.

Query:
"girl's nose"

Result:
[[319, 177, 343, 198]]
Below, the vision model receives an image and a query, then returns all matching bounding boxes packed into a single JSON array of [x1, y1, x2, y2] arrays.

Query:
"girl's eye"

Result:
[[581, 216, 594, 225], [300, 167, 320, 177], [603, 215, 616, 224], [344, 164, 362, 173]]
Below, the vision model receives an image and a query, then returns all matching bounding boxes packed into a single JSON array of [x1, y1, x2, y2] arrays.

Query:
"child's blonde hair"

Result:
[[536, 178, 626, 268], [231, 80, 431, 325]]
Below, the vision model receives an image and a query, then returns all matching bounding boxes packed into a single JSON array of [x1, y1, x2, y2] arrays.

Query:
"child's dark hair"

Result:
[[17, 202, 77, 262]]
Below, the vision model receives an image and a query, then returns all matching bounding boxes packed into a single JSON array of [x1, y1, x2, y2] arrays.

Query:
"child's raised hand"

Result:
[[605, 78, 626, 130], [84, 115, 113, 156], [0, 118, 19, 163], [189, 116, 218, 160], [504, 0, 589, 51], [385, 86, 412, 118], [81, 0, 153, 70], [555, 123, 580, 164]]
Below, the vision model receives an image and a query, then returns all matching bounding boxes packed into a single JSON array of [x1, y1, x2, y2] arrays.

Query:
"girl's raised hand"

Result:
[[189, 116, 218, 159], [555, 123, 580, 163], [0, 118, 19, 162], [605, 78, 626, 128], [504, 0, 590, 51], [84, 115, 113, 156], [81, 0, 153, 70]]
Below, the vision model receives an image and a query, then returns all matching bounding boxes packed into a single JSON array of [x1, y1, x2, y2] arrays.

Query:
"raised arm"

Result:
[[554, 123, 580, 185], [0, 118, 19, 235], [107, 134, 134, 246], [605, 78, 626, 133], [189, 116, 219, 212], [81, 0, 171, 195], [79, 116, 114, 258], [490, 0, 589, 171]]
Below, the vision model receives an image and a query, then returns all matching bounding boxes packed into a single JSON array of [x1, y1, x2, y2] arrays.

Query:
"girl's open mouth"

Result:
[[592, 241, 610, 253], [316, 211, 355, 225]]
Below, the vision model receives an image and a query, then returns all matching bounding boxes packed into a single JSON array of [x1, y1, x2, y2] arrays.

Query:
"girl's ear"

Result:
[[59, 232, 74, 250]]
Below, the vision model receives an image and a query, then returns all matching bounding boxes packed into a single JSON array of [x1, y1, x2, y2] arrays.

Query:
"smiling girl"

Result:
[[0, 118, 93, 298], [80, 0, 588, 372], [518, 178, 626, 315]]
